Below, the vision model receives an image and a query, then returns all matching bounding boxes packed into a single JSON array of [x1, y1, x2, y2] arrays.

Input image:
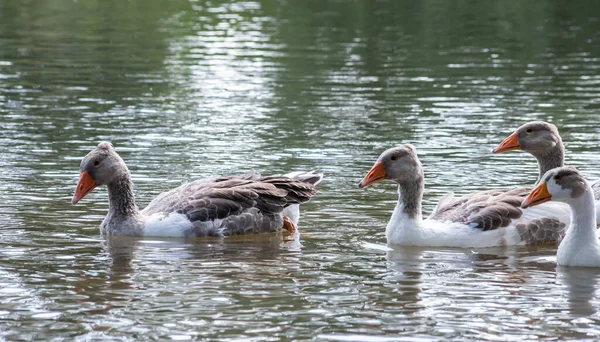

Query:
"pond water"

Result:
[[1, 0, 600, 340]]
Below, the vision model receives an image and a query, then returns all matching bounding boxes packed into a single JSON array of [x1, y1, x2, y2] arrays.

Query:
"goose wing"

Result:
[[429, 188, 526, 231], [429, 187, 570, 243], [141, 174, 317, 236]]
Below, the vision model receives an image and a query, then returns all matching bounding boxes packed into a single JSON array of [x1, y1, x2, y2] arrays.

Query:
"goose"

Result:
[[358, 144, 571, 247], [492, 120, 600, 224], [72, 142, 323, 237], [522, 166, 600, 267]]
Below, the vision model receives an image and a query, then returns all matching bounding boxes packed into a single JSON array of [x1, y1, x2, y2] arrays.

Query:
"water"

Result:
[[1, 0, 600, 340]]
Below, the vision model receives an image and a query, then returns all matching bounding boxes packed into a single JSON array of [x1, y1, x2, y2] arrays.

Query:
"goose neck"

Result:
[[396, 176, 423, 219], [564, 187, 597, 240], [536, 146, 564, 181], [106, 172, 139, 218]]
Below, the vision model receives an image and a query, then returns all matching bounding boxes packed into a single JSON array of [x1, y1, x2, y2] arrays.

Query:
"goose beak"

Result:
[[359, 161, 386, 188], [493, 131, 520, 153], [521, 181, 552, 209], [72, 171, 97, 204]]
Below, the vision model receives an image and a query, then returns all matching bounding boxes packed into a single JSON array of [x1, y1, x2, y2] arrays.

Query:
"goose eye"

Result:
[[94, 160, 100, 167], [554, 175, 561, 181], [390, 155, 397, 161], [526, 128, 533, 133]]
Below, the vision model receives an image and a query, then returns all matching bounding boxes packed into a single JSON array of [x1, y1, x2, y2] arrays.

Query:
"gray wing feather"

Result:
[[429, 188, 528, 231], [430, 187, 567, 243], [515, 218, 566, 245], [141, 173, 318, 237], [260, 176, 317, 204], [193, 209, 284, 237]]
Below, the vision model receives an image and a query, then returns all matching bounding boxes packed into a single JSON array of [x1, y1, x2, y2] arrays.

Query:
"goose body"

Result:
[[72, 142, 323, 237], [493, 121, 600, 225], [523, 167, 600, 267], [359, 145, 571, 248]]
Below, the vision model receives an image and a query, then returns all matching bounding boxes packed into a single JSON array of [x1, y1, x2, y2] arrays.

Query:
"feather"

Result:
[[140, 171, 320, 236], [429, 187, 536, 231]]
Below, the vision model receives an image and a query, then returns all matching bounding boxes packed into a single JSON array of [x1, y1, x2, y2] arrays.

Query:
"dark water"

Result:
[[1, 0, 600, 340]]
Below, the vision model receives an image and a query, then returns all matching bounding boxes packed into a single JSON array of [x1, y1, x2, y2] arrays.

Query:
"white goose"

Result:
[[359, 144, 571, 248], [522, 166, 600, 267], [72, 142, 323, 237], [493, 120, 600, 224]]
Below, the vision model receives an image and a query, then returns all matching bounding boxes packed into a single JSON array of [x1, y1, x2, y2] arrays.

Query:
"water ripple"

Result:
[[1, 0, 600, 340]]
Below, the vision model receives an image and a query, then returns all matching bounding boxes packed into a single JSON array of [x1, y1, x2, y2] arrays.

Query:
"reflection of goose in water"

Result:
[[556, 266, 600, 317], [132, 232, 304, 261], [359, 144, 570, 247], [382, 245, 526, 319], [67, 237, 141, 316], [383, 247, 425, 315], [71, 233, 303, 317], [103, 235, 140, 281], [72, 142, 322, 238]]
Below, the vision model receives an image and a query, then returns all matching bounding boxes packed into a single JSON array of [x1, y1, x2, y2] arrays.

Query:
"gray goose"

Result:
[[523, 167, 600, 267], [493, 121, 600, 224], [358, 144, 571, 247], [72, 142, 323, 237]]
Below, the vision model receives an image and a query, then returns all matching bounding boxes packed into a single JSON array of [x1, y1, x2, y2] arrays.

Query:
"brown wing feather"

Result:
[[260, 176, 317, 204], [516, 218, 566, 244], [179, 188, 259, 222], [142, 175, 317, 224], [430, 188, 529, 231]]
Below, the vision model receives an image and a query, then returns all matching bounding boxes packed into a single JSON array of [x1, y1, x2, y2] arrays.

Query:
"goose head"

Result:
[[522, 166, 587, 208], [493, 121, 562, 158], [72, 142, 128, 204], [358, 144, 423, 188]]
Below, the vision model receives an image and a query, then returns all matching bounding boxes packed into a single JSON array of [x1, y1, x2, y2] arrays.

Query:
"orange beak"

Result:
[[521, 181, 552, 209], [72, 171, 97, 204], [359, 161, 387, 188], [492, 131, 520, 154]]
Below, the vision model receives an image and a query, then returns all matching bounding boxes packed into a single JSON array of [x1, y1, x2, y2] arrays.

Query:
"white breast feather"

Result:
[[143, 212, 194, 237]]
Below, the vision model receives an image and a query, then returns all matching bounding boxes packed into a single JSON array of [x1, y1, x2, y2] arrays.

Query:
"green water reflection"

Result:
[[1, 0, 600, 340]]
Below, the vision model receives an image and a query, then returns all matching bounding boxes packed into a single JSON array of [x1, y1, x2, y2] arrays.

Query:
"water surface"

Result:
[[1, 0, 600, 340]]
